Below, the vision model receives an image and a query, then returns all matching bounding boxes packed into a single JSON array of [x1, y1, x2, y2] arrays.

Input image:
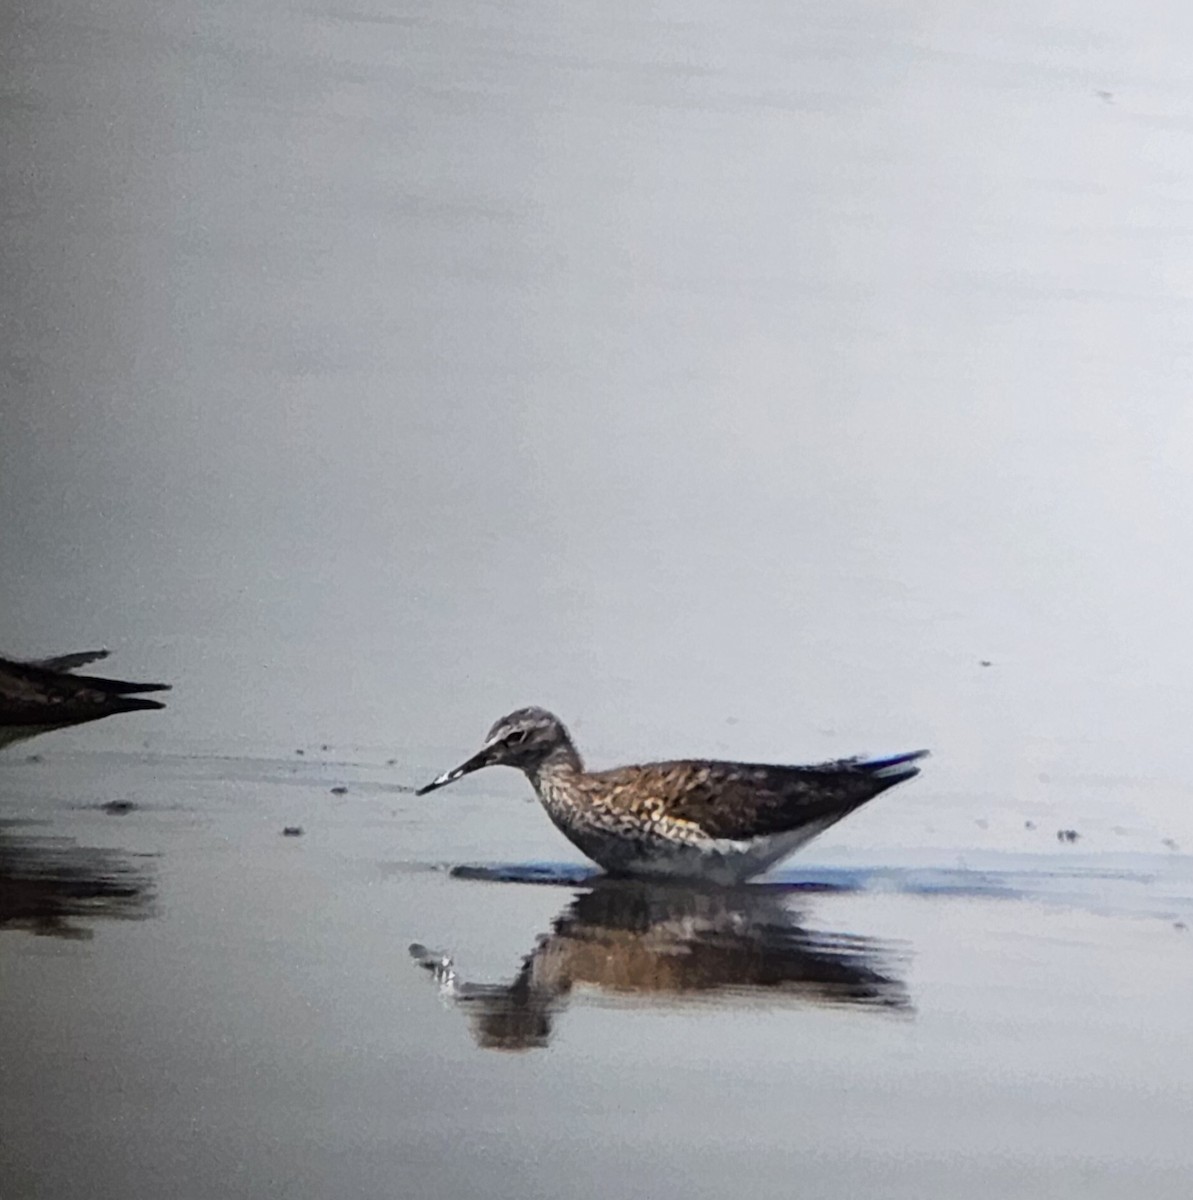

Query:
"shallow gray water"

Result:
[[2, 753, 1192, 1199], [4, 0, 1193, 1195]]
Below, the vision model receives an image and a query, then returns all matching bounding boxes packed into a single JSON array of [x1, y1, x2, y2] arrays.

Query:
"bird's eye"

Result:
[[506, 729, 527, 745]]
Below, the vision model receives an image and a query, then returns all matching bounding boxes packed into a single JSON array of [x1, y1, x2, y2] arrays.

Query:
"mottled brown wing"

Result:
[[585, 759, 901, 841]]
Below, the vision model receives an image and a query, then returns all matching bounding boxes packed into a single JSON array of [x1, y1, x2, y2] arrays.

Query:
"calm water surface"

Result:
[[3, 752, 1192, 1199], [4, 0, 1193, 1195]]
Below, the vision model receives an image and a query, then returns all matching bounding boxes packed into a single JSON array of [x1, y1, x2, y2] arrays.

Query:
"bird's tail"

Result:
[[856, 749, 930, 782], [75, 674, 172, 696], [23, 650, 171, 695], [108, 695, 169, 713]]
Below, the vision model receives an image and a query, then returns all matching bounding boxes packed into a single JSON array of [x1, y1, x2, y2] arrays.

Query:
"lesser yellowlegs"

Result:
[[417, 707, 927, 884]]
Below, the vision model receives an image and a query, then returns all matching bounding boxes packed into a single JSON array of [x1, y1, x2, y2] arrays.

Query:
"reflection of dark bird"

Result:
[[411, 880, 908, 1051], [0, 823, 155, 938], [417, 708, 927, 883], [0, 650, 170, 750]]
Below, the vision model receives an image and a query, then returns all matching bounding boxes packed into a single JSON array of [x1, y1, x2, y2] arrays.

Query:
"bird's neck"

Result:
[[527, 739, 584, 791]]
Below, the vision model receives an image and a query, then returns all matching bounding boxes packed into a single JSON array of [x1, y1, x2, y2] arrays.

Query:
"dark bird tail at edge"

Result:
[[104, 694, 169, 714], [23, 650, 171, 696], [854, 749, 930, 784], [70, 674, 172, 697]]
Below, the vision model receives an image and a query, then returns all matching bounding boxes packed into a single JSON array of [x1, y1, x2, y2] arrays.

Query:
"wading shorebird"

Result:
[[417, 708, 928, 885], [0, 650, 170, 751]]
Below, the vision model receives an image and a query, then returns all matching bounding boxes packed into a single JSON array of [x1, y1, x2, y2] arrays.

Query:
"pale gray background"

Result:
[[5, 0, 1193, 837], [5, 6, 1193, 1199]]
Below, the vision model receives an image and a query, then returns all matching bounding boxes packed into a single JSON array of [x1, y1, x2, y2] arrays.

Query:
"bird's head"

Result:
[[416, 707, 575, 795]]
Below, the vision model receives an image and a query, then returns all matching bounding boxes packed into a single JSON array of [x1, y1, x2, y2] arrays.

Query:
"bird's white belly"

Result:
[[576, 819, 837, 885]]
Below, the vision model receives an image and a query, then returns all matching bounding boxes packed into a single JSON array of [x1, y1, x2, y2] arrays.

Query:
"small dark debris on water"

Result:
[[295, 749, 305, 756], [979, 660, 992, 667], [1024, 820, 1036, 830], [1057, 829, 1080, 844], [1175, 921, 1187, 932], [282, 826, 304, 837], [1095, 89, 1114, 104], [321, 743, 330, 752], [1162, 838, 1180, 851], [330, 786, 348, 796], [25, 753, 44, 764], [386, 758, 397, 766], [101, 800, 137, 816]]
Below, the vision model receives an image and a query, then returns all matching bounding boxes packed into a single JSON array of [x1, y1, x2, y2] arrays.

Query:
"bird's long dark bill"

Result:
[[415, 748, 491, 795]]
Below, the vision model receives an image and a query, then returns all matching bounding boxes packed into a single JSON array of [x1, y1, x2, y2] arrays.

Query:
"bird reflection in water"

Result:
[[0, 824, 155, 939], [410, 879, 908, 1051]]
